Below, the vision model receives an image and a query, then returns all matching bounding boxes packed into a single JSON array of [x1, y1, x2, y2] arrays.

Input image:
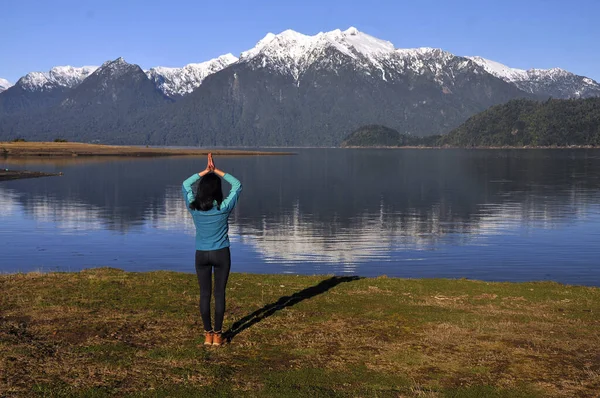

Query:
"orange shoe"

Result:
[[204, 331, 214, 346], [212, 331, 224, 346]]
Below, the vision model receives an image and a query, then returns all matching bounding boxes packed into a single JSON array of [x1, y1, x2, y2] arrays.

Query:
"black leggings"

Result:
[[194, 247, 231, 332]]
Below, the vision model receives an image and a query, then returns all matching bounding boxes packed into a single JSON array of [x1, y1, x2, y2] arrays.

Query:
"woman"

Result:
[[182, 153, 242, 347]]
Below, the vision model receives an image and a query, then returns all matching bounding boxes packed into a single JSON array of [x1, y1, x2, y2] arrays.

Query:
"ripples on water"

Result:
[[1, 149, 599, 285]]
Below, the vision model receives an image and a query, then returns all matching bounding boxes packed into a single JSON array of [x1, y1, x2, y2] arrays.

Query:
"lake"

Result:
[[1, 148, 600, 286]]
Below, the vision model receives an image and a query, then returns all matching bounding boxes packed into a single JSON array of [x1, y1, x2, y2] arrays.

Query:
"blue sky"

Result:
[[2, 0, 599, 83]]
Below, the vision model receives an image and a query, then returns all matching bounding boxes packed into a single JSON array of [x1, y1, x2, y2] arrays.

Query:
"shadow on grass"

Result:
[[224, 275, 362, 342]]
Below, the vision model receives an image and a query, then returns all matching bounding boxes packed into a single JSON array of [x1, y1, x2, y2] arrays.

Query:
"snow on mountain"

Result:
[[95, 57, 139, 79], [466, 56, 528, 82], [146, 54, 238, 97], [16, 65, 97, 92], [241, 27, 395, 64], [467, 56, 600, 98], [391, 47, 465, 83], [62, 57, 165, 107], [239, 27, 485, 90], [237, 28, 600, 98], [5, 27, 599, 100], [239, 27, 494, 89], [239, 27, 401, 80], [0, 78, 11, 92], [48, 66, 98, 87]]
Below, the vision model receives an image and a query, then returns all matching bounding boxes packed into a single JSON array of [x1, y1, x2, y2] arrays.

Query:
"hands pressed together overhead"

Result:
[[200, 153, 225, 177], [207, 153, 215, 172]]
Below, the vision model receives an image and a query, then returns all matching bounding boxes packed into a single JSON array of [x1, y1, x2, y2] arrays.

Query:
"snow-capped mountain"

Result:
[[238, 27, 600, 99], [236, 28, 510, 90], [146, 54, 238, 98], [91, 57, 141, 82], [161, 27, 530, 146], [61, 57, 168, 108], [238, 28, 463, 78], [467, 56, 600, 98], [15, 65, 97, 92], [4, 57, 172, 142], [0, 78, 11, 93], [236, 27, 502, 91], [240, 27, 441, 83], [6, 27, 598, 100], [2, 27, 599, 146], [239, 27, 397, 78]]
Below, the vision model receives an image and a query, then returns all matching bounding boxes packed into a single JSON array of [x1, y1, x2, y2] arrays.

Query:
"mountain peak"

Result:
[[0, 78, 12, 93], [322, 27, 395, 57], [344, 26, 359, 35], [217, 53, 238, 64], [93, 58, 142, 81], [239, 27, 396, 77], [145, 53, 238, 97], [467, 56, 600, 97], [258, 32, 277, 44], [243, 27, 397, 59], [101, 57, 130, 68], [15, 66, 97, 91], [544, 67, 571, 77], [17, 72, 50, 91], [279, 29, 309, 40], [240, 30, 310, 61], [61, 57, 167, 109]]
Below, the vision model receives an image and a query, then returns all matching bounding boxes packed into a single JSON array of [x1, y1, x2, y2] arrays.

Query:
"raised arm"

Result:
[[213, 168, 242, 211]]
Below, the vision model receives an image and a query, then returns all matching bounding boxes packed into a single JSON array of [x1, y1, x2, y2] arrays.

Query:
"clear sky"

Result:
[[2, 0, 599, 83]]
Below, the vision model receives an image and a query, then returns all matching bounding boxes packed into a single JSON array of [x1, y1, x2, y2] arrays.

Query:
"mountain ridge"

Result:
[[4, 27, 599, 100], [137, 33, 534, 146], [1, 27, 599, 146], [467, 56, 600, 98], [15, 66, 98, 92], [145, 54, 238, 98]]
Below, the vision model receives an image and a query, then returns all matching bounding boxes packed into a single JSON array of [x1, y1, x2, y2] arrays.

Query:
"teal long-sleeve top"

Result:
[[182, 173, 242, 251]]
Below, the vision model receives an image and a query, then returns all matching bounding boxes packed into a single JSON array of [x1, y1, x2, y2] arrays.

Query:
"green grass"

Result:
[[1, 267, 599, 397]]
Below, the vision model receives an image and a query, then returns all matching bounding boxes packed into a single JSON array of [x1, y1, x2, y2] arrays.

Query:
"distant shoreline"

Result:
[[341, 145, 600, 149], [2, 142, 597, 157], [0, 142, 294, 157], [0, 169, 61, 181]]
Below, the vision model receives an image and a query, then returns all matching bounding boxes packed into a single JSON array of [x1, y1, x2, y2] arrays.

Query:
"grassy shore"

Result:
[[1, 269, 598, 397], [0, 142, 291, 157]]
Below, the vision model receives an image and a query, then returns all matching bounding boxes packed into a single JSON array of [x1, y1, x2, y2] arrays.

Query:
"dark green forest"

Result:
[[341, 125, 440, 147], [343, 98, 600, 148], [440, 98, 600, 147]]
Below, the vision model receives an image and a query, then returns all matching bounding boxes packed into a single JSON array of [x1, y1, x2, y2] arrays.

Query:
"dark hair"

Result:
[[189, 173, 223, 211]]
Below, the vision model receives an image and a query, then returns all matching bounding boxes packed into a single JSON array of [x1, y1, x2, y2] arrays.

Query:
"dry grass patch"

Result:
[[1, 269, 599, 397]]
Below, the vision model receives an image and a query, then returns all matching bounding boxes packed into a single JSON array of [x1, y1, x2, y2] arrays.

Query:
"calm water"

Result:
[[1, 149, 600, 285]]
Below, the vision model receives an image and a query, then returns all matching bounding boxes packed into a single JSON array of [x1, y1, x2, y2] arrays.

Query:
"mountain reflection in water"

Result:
[[1, 149, 599, 285]]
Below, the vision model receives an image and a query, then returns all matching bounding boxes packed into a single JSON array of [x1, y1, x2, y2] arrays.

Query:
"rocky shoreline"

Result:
[[0, 169, 62, 181]]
